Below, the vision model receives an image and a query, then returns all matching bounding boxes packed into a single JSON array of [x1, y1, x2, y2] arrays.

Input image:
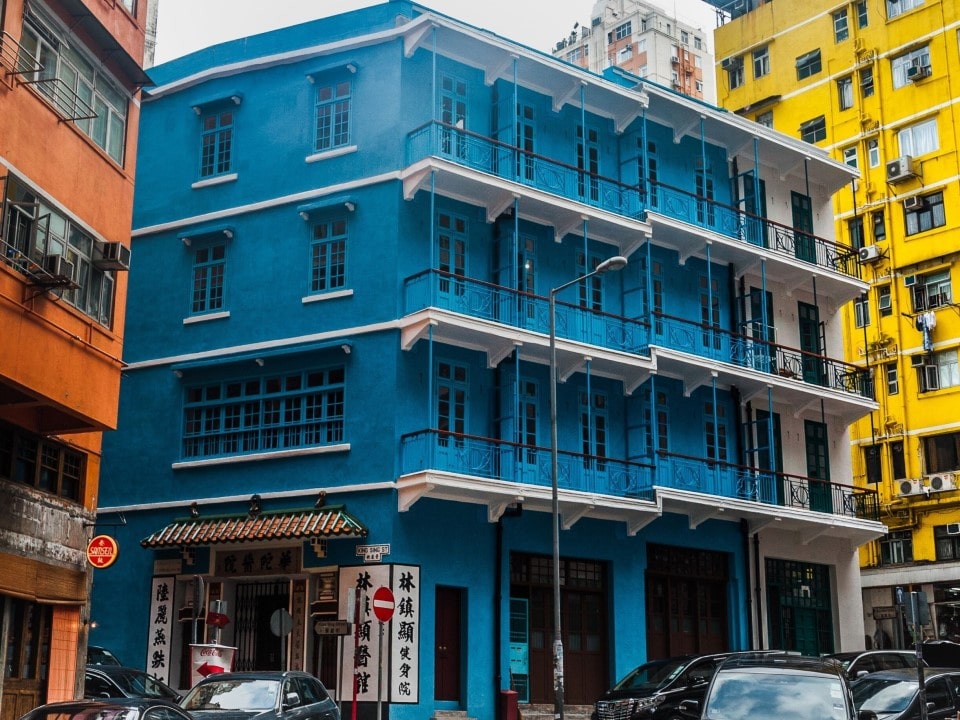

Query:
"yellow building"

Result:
[[714, 0, 960, 648]]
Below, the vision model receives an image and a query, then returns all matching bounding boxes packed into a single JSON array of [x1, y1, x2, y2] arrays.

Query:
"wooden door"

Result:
[[435, 586, 462, 702]]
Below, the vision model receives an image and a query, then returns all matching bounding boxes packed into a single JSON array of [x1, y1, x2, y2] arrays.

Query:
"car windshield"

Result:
[[107, 669, 179, 700], [704, 671, 849, 720], [613, 658, 690, 692], [852, 678, 917, 713], [182, 679, 280, 711]]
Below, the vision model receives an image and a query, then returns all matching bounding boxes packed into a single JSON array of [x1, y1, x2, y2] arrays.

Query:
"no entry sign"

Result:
[[372, 586, 395, 622]]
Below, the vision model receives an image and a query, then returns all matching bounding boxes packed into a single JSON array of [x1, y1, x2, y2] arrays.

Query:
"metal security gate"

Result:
[[234, 580, 290, 671]]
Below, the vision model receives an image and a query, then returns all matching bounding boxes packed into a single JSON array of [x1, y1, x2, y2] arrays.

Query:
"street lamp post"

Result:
[[548, 255, 627, 720]]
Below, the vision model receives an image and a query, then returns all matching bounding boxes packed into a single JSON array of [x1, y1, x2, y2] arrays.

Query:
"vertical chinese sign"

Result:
[[337, 564, 420, 704], [390, 564, 420, 703], [147, 577, 175, 684]]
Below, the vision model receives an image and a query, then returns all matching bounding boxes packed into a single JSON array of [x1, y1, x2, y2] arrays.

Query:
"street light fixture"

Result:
[[548, 254, 627, 720]]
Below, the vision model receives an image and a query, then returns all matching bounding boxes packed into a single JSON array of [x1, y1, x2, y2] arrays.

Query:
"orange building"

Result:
[[0, 0, 147, 715]]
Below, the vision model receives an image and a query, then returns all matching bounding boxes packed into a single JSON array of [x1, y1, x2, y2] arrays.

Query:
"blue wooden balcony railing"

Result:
[[399, 430, 880, 522], [407, 121, 643, 218], [404, 269, 649, 354], [400, 428, 655, 499], [657, 450, 880, 521], [407, 120, 860, 280], [652, 311, 873, 398]]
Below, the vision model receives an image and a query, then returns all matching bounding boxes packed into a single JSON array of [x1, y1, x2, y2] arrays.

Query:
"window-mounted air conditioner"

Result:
[[858, 244, 881, 262], [904, 274, 917, 287], [897, 478, 922, 496], [94, 241, 131, 271], [886, 155, 917, 183], [907, 63, 931, 81], [928, 473, 957, 492], [44, 254, 75, 282], [904, 195, 924, 211]]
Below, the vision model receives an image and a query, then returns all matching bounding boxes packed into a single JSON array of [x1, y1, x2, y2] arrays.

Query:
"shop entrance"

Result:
[[234, 579, 290, 670], [509, 554, 608, 706]]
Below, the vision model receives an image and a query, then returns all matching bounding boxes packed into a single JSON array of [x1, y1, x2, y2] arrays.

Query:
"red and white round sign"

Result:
[[86, 535, 119, 569], [372, 586, 395, 623]]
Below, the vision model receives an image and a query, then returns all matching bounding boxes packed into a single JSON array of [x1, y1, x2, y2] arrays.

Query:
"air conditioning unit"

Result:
[[859, 244, 882, 262], [886, 155, 917, 183], [907, 64, 931, 81], [44, 254, 75, 282], [897, 479, 923, 496], [94, 241, 131, 271], [671, 55, 680, 64], [904, 274, 917, 287], [928, 473, 957, 492], [904, 195, 924, 211], [947, 523, 960, 535]]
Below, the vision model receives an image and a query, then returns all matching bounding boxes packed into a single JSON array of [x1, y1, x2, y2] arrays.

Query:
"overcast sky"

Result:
[[153, 0, 718, 65]]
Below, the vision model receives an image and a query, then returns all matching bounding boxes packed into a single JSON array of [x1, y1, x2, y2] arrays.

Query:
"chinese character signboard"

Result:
[[337, 564, 420, 705], [390, 565, 420, 703], [146, 577, 175, 684], [215, 546, 301, 576]]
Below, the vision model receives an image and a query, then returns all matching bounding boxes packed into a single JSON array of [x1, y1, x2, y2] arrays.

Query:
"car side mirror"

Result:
[[679, 699, 700, 717], [859, 709, 878, 720], [283, 692, 301, 709]]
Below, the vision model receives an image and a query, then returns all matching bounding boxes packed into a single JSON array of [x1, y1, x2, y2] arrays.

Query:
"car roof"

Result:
[[719, 653, 844, 676], [854, 667, 960, 681], [194, 670, 313, 682]]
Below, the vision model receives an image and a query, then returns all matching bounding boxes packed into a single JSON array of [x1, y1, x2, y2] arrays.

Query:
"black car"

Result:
[[594, 653, 735, 720], [852, 667, 960, 720], [87, 646, 123, 666], [681, 652, 872, 720], [828, 650, 923, 680], [20, 698, 192, 720], [180, 670, 339, 720], [85, 665, 181, 702]]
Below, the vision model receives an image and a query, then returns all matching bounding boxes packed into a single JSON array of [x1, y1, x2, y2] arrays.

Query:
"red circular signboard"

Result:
[[372, 586, 395, 622], [87, 535, 119, 569]]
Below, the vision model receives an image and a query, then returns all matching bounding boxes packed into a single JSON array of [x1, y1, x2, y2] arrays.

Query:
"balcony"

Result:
[[397, 429, 883, 543], [646, 180, 863, 303], [404, 121, 650, 255], [651, 311, 875, 424], [403, 121, 862, 302]]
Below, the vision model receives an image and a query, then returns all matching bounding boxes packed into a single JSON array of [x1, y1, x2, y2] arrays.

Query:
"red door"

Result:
[[435, 586, 462, 702]]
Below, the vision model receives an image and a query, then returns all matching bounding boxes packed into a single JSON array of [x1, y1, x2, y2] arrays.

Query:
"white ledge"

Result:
[[183, 311, 231, 325], [192, 173, 239, 189], [305, 145, 358, 163], [173, 443, 351, 469], [302, 289, 354, 304]]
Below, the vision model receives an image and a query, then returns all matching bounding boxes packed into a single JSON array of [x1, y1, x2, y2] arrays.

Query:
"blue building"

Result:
[[92, 2, 886, 718]]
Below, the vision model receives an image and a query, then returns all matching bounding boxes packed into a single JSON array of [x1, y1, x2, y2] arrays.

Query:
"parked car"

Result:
[[594, 653, 736, 720], [20, 698, 192, 720], [827, 650, 923, 679], [180, 671, 339, 720], [87, 645, 123, 666], [852, 667, 960, 720], [85, 665, 181, 702], [680, 652, 871, 720]]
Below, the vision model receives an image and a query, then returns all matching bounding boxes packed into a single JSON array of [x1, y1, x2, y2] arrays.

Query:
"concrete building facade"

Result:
[[93, 2, 881, 717], [0, 0, 147, 716], [715, 0, 960, 648]]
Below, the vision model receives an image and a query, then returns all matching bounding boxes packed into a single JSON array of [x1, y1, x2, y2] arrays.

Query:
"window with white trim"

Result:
[[838, 76, 854, 110], [182, 367, 345, 459], [854, 295, 870, 328], [898, 117, 938, 157], [315, 80, 352, 152], [191, 242, 226, 315], [753, 46, 770, 78], [860, 67, 875, 97], [887, 0, 923, 19], [857, 1, 869, 27], [886, 363, 899, 395], [796, 49, 822, 80], [726, 55, 744, 89], [892, 46, 930, 88], [868, 138, 880, 167], [18, 5, 130, 164], [310, 218, 347, 293], [833, 9, 849, 41], [878, 285, 892, 317], [843, 145, 858, 168], [912, 268, 951, 311], [918, 349, 959, 392], [905, 191, 945, 236], [200, 107, 234, 178], [609, 21, 632, 42]]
